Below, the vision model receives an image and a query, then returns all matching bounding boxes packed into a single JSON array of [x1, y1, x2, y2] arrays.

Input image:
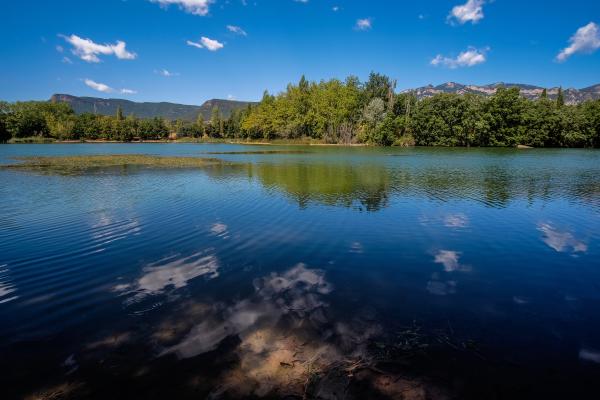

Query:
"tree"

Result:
[[210, 106, 222, 137], [557, 87, 565, 107], [116, 106, 124, 121], [540, 89, 547, 99], [0, 101, 12, 142], [195, 113, 206, 137]]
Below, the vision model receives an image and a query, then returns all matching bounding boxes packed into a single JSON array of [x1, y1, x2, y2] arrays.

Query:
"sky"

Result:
[[1, 0, 599, 104]]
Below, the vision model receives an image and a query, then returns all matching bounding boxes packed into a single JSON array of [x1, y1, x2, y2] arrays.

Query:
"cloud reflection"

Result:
[[0, 264, 18, 304], [434, 250, 470, 272], [537, 223, 587, 254], [426, 279, 457, 296], [114, 253, 219, 300], [579, 349, 600, 364], [163, 264, 332, 359], [210, 222, 229, 238], [444, 213, 469, 228]]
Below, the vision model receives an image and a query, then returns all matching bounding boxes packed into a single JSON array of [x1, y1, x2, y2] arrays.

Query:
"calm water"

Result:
[[1, 144, 599, 399]]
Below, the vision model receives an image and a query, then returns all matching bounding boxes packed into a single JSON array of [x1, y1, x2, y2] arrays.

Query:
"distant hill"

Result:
[[50, 94, 257, 121], [406, 82, 600, 105]]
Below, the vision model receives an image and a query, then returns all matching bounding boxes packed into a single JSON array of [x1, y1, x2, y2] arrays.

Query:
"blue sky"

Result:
[[1, 0, 599, 104]]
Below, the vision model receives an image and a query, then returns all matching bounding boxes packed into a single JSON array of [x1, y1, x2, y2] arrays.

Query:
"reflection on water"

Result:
[[201, 158, 600, 212], [433, 250, 470, 272], [249, 163, 391, 211], [538, 222, 588, 254], [1, 145, 599, 399], [114, 252, 220, 302], [443, 213, 469, 228], [0, 265, 18, 304], [163, 264, 332, 359]]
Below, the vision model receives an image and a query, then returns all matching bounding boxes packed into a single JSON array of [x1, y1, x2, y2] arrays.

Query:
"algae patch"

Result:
[[1, 155, 228, 173]]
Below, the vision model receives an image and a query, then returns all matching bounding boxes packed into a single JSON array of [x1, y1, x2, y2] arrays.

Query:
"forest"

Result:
[[1, 73, 600, 147]]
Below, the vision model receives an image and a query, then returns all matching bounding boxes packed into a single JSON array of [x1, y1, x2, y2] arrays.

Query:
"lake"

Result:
[[1, 144, 599, 399]]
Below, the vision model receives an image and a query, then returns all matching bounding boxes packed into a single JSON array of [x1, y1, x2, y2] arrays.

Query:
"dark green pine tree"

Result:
[[556, 87, 564, 107], [540, 88, 547, 99]]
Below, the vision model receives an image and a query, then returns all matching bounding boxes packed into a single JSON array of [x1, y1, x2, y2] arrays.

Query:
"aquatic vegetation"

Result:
[[203, 150, 312, 155], [1, 154, 227, 172]]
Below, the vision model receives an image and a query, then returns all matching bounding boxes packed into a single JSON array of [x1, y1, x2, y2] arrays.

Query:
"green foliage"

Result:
[[238, 75, 600, 147], [2, 74, 600, 147], [557, 87, 565, 107], [0, 101, 10, 142]]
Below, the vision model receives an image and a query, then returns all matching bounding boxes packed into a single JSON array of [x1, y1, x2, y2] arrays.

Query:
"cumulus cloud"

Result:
[[355, 18, 372, 31], [186, 36, 224, 51], [150, 0, 213, 16], [84, 79, 136, 95], [448, 0, 485, 25], [61, 34, 136, 63], [226, 25, 247, 36], [556, 22, 600, 62], [156, 69, 179, 77], [431, 46, 488, 68], [84, 79, 114, 93]]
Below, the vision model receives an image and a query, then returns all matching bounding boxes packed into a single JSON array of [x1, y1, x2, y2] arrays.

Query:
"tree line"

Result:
[[1, 73, 599, 147], [0, 100, 240, 142], [239, 74, 600, 147]]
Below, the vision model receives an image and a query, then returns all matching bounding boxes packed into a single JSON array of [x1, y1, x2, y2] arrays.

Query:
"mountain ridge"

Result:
[[406, 82, 600, 104], [50, 94, 257, 121], [51, 82, 600, 121]]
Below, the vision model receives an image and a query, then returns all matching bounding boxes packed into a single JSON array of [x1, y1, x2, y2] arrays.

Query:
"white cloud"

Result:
[[186, 40, 204, 49], [448, 0, 485, 25], [431, 46, 488, 68], [226, 25, 247, 36], [187, 36, 224, 51], [61, 56, 73, 64], [84, 79, 114, 93], [61, 34, 136, 63], [150, 0, 213, 16], [227, 94, 235, 100], [355, 18, 372, 31], [556, 22, 600, 62], [156, 69, 179, 77], [84, 79, 136, 95], [332, 6, 339, 12]]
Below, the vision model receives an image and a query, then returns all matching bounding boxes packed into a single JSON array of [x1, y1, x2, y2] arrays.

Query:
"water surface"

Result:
[[1, 144, 599, 399]]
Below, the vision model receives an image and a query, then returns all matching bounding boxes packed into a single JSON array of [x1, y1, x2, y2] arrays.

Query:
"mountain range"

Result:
[[50, 94, 257, 121], [406, 82, 600, 104], [50, 82, 600, 121]]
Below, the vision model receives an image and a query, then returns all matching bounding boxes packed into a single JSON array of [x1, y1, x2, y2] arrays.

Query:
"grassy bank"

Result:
[[1, 155, 227, 173]]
